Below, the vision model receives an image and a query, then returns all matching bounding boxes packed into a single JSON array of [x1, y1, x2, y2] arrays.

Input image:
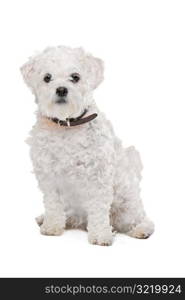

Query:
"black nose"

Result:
[[56, 87, 68, 97]]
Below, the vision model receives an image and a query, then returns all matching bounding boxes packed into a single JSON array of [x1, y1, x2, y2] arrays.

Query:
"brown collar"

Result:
[[49, 109, 98, 127]]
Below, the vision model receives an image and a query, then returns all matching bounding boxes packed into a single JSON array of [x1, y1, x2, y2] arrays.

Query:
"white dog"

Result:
[[21, 46, 154, 246]]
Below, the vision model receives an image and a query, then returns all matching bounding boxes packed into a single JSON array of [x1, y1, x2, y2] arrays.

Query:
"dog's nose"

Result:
[[56, 87, 68, 97]]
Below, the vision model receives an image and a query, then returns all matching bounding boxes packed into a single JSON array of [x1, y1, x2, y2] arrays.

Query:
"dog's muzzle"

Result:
[[55, 87, 68, 104]]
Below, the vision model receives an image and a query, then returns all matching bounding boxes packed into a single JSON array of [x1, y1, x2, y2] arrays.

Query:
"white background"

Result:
[[0, 0, 185, 277]]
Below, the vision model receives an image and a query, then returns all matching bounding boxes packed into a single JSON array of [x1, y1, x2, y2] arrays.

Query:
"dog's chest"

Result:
[[30, 120, 115, 179], [49, 126, 94, 172]]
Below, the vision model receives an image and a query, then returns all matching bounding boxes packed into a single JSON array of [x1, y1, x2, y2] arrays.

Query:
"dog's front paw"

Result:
[[40, 221, 64, 236], [88, 231, 113, 246]]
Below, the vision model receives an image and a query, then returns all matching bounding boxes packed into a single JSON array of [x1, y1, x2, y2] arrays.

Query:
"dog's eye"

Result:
[[70, 73, 80, 83], [44, 73, 52, 83]]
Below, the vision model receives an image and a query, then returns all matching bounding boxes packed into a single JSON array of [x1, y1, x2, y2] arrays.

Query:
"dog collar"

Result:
[[48, 109, 98, 127]]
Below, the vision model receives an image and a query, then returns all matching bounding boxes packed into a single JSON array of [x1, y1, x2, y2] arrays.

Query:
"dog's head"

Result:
[[21, 46, 104, 120]]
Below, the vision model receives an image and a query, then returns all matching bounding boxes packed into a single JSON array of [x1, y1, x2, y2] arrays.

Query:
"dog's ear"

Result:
[[75, 48, 104, 90], [20, 57, 36, 88], [85, 53, 104, 90]]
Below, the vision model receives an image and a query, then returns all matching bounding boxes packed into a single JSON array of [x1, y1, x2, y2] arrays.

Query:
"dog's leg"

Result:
[[112, 196, 154, 239], [112, 145, 154, 238], [40, 190, 65, 236], [126, 216, 154, 239], [87, 184, 113, 246], [36, 214, 44, 226]]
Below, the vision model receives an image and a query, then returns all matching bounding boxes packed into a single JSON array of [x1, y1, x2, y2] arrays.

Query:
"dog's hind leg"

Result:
[[36, 214, 44, 226], [112, 144, 154, 238]]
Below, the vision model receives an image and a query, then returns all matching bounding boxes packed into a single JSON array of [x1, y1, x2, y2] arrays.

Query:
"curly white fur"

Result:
[[21, 46, 154, 246]]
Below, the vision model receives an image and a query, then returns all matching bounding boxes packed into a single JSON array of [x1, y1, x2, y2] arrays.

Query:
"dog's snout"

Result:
[[56, 87, 68, 97]]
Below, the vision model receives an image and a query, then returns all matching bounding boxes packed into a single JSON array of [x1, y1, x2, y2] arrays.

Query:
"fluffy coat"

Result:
[[21, 46, 154, 245]]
